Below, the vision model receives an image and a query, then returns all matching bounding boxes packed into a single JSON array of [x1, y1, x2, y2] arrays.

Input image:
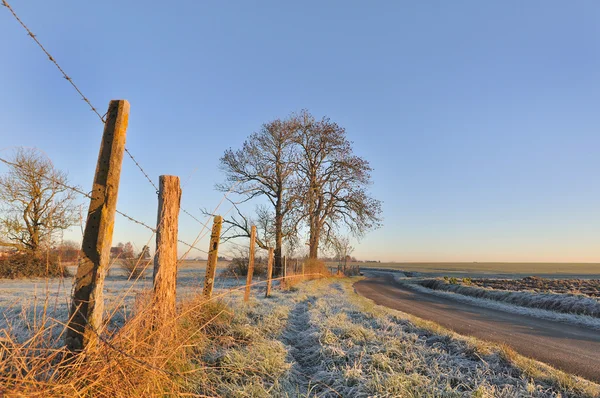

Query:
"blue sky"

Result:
[[1, 1, 599, 262]]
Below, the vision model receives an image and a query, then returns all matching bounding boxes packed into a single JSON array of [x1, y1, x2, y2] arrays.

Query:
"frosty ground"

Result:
[[2, 267, 599, 397], [199, 278, 599, 397]]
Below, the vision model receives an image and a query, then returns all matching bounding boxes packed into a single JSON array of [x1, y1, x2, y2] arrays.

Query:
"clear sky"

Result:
[[1, 1, 599, 262]]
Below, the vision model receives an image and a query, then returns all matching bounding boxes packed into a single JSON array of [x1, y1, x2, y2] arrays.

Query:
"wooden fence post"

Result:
[[203, 215, 222, 298], [66, 100, 129, 352], [265, 248, 274, 297], [152, 175, 181, 321], [282, 255, 287, 288], [244, 225, 256, 302]]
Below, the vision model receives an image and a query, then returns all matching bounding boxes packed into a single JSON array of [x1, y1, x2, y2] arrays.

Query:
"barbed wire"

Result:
[[124, 147, 159, 193], [0, 155, 156, 233], [1, 0, 105, 123], [177, 239, 208, 254], [2, 0, 158, 194], [181, 207, 204, 225], [2, 1, 251, 264]]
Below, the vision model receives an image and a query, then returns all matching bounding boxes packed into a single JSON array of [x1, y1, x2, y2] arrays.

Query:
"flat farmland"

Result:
[[343, 262, 600, 279]]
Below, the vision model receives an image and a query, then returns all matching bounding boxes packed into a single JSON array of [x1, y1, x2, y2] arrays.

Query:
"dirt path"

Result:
[[354, 271, 600, 383]]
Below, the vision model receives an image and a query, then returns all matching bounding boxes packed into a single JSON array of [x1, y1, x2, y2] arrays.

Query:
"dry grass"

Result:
[[284, 259, 330, 289], [0, 288, 234, 397]]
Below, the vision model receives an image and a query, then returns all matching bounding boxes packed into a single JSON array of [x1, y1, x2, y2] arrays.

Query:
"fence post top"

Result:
[[108, 99, 130, 110]]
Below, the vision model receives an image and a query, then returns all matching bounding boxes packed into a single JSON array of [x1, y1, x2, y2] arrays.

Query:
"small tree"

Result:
[[0, 148, 78, 255], [331, 235, 354, 272]]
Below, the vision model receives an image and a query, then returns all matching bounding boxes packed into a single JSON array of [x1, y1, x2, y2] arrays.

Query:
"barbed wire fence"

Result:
[[0, 3, 335, 386]]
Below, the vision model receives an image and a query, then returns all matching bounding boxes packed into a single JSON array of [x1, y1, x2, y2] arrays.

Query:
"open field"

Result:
[[349, 262, 600, 279], [0, 260, 254, 342], [416, 278, 600, 321], [468, 276, 600, 297]]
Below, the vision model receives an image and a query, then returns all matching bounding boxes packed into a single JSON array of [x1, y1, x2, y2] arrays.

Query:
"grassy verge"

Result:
[[1, 276, 599, 397]]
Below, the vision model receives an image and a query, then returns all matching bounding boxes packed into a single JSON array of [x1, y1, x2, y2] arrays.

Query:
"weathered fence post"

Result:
[[244, 225, 256, 302], [66, 100, 129, 352], [265, 248, 274, 297], [152, 175, 181, 320], [203, 215, 222, 298], [282, 255, 287, 288]]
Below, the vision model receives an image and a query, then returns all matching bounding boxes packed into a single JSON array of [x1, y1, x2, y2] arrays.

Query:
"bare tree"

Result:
[[0, 148, 78, 254], [331, 235, 354, 273], [292, 111, 382, 258], [218, 118, 299, 275]]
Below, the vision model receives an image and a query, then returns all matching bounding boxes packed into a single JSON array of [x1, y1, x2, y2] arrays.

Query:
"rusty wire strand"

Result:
[[2, 0, 241, 262], [2, 0, 104, 123], [0, 156, 156, 233], [124, 147, 159, 193], [2, 0, 159, 193]]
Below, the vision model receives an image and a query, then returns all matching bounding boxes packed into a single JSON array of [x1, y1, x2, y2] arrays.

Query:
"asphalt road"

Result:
[[354, 271, 600, 383]]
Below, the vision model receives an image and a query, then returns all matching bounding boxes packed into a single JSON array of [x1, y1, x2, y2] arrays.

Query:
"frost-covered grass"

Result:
[[2, 273, 599, 397], [420, 278, 600, 318], [203, 278, 600, 397]]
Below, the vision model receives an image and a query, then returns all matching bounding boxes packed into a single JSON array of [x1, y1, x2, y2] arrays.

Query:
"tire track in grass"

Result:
[[282, 296, 341, 397]]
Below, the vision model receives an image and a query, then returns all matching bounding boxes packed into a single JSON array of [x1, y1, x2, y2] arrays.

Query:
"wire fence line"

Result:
[[0, 155, 224, 258], [2, 0, 226, 256], [2, 0, 159, 195], [3, 0, 212, 239], [1, 0, 309, 302]]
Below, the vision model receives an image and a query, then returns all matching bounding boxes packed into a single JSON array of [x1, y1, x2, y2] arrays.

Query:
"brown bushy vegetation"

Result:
[[222, 256, 268, 278], [0, 252, 70, 279], [284, 258, 330, 289], [0, 291, 233, 396], [119, 256, 152, 279]]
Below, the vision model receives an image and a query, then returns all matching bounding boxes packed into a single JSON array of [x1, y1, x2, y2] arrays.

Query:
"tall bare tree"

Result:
[[218, 118, 299, 274], [292, 111, 382, 258], [0, 148, 78, 254]]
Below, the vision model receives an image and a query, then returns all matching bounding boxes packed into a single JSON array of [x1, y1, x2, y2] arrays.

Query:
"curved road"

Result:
[[354, 271, 600, 383]]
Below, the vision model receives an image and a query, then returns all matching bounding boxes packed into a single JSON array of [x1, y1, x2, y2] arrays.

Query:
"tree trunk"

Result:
[[274, 192, 283, 276], [308, 224, 319, 259]]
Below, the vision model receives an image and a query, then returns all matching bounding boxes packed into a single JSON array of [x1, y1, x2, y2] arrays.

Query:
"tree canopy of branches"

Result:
[[0, 148, 78, 254], [218, 118, 299, 274], [217, 111, 382, 263], [292, 111, 382, 258]]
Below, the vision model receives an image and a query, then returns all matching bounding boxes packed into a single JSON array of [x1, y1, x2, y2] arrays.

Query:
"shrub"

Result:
[[120, 256, 152, 279], [285, 258, 330, 289], [222, 256, 267, 278], [0, 252, 70, 279], [303, 258, 329, 277]]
